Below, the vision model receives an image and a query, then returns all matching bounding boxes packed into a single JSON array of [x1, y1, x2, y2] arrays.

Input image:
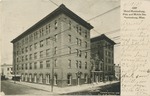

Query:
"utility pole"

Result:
[[51, 37, 55, 92]]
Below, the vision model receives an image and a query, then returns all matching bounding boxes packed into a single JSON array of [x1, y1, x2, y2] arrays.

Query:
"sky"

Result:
[[0, 0, 120, 65]]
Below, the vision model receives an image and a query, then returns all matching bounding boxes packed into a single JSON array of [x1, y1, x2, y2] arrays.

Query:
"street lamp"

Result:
[[76, 71, 82, 86]]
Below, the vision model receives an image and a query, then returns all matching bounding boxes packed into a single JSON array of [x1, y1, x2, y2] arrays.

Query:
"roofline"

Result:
[[91, 34, 116, 45], [11, 4, 93, 43]]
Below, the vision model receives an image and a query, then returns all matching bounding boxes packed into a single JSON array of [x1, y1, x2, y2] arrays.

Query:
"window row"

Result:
[[15, 60, 88, 70], [105, 65, 114, 71], [21, 73, 88, 85], [16, 49, 51, 62], [105, 58, 113, 64], [15, 20, 59, 49], [76, 49, 88, 58], [64, 17, 88, 38], [105, 51, 113, 58], [16, 60, 51, 70]]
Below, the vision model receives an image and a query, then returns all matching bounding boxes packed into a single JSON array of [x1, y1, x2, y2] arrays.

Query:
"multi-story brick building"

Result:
[[91, 34, 115, 82], [11, 4, 93, 87]]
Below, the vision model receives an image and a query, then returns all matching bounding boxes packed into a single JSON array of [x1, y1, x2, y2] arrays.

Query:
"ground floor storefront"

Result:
[[91, 71, 114, 83], [20, 72, 90, 87]]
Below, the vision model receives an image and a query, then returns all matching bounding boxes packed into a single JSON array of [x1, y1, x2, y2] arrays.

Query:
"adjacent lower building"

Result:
[[114, 64, 121, 80], [11, 4, 93, 87], [91, 34, 116, 82], [1, 64, 13, 79]]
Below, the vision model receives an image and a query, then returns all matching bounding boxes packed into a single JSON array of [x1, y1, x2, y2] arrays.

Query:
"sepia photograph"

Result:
[[1, 0, 120, 95]]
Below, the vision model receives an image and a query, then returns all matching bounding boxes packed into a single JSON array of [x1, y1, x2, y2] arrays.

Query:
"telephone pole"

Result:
[[51, 37, 55, 92]]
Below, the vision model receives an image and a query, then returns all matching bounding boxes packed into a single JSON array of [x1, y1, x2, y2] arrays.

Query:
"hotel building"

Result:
[[91, 34, 115, 82], [11, 4, 93, 87]]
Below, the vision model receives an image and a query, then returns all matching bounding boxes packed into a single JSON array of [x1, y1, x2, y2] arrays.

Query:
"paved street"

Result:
[[1, 80, 120, 95], [1, 80, 53, 95], [62, 82, 120, 95]]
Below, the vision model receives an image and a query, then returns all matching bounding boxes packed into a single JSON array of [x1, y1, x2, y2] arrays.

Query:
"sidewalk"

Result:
[[9, 80, 119, 94]]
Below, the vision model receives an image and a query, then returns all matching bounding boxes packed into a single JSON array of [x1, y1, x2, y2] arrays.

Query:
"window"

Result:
[[76, 60, 78, 68], [85, 74, 88, 83], [76, 49, 78, 56], [22, 64, 24, 70], [85, 42, 87, 48], [25, 55, 28, 60], [17, 51, 19, 56], [108, 59, 111, 63], [46, 25, 48, 34], [29, 34, 33, 42], [54, 59, 57, 67], [68, 47, 71, 54], [34, 52, 37, 59], [34, 62, 37, 69], [48, 24, 51, 33], [46, 74, 50, 84], [108, 52, 111, 57], [39, 29, 43, 37], [68, 20, 71, 29], [55, 34, 58, 42], [68, 59, 71, 68], [30, 45, 32, 51], [25, 63, 28, 70], [79, 27, 81, 35], [46, 37, 50, 45], [79, 61, 82, 69], [34, 31, 38, 39], [40, 61, 43, 69], [54, 75, 57, 85], [85, 31, 87, 38], [22, 39, 24, 45], [79, 39, 82, 46], [79, 50, 81, 57], [40, 51, 43, 58], [85, 52, 87, 58], [76, 26, 78, 33], [25, 36, 28, 44], [7, 68, 9, 71], [76, 38, 78, 45], [54, 47, 57, 54], [40, 40, 44, 47], [25, 46, 28, 52], [34, 43, 37, 49], [46, 60, 50, 68], [29, 63, 32, 69], [29, 54, 32, 60], [67, 74, 72, 85], [29, 74, 32, 82], [46, 49, 50, 56], [68, 34, 71, 42], [22, 48, 24, 54], [22, 56, 24, 62], [55, 20, 58, 29], [39, 74, 43, 83], [85, 62, 87, 69]]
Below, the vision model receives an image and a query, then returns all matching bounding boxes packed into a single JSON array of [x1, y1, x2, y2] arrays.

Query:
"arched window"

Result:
[[67, 74, 72, 85], [46, 74, 50, 84], [29, 74, 32, 82], [25, 74, 28, 81], [39, 74, 43, 83], [34, 74, 37, 83], [54, 74, 57, 85], [85, 74, 88, 83]]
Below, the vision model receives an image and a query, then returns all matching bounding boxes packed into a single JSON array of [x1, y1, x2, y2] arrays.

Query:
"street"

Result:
[[1, 80, 120, 95], [62, 82, 120, 95], [1, 80, 52, 95]]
